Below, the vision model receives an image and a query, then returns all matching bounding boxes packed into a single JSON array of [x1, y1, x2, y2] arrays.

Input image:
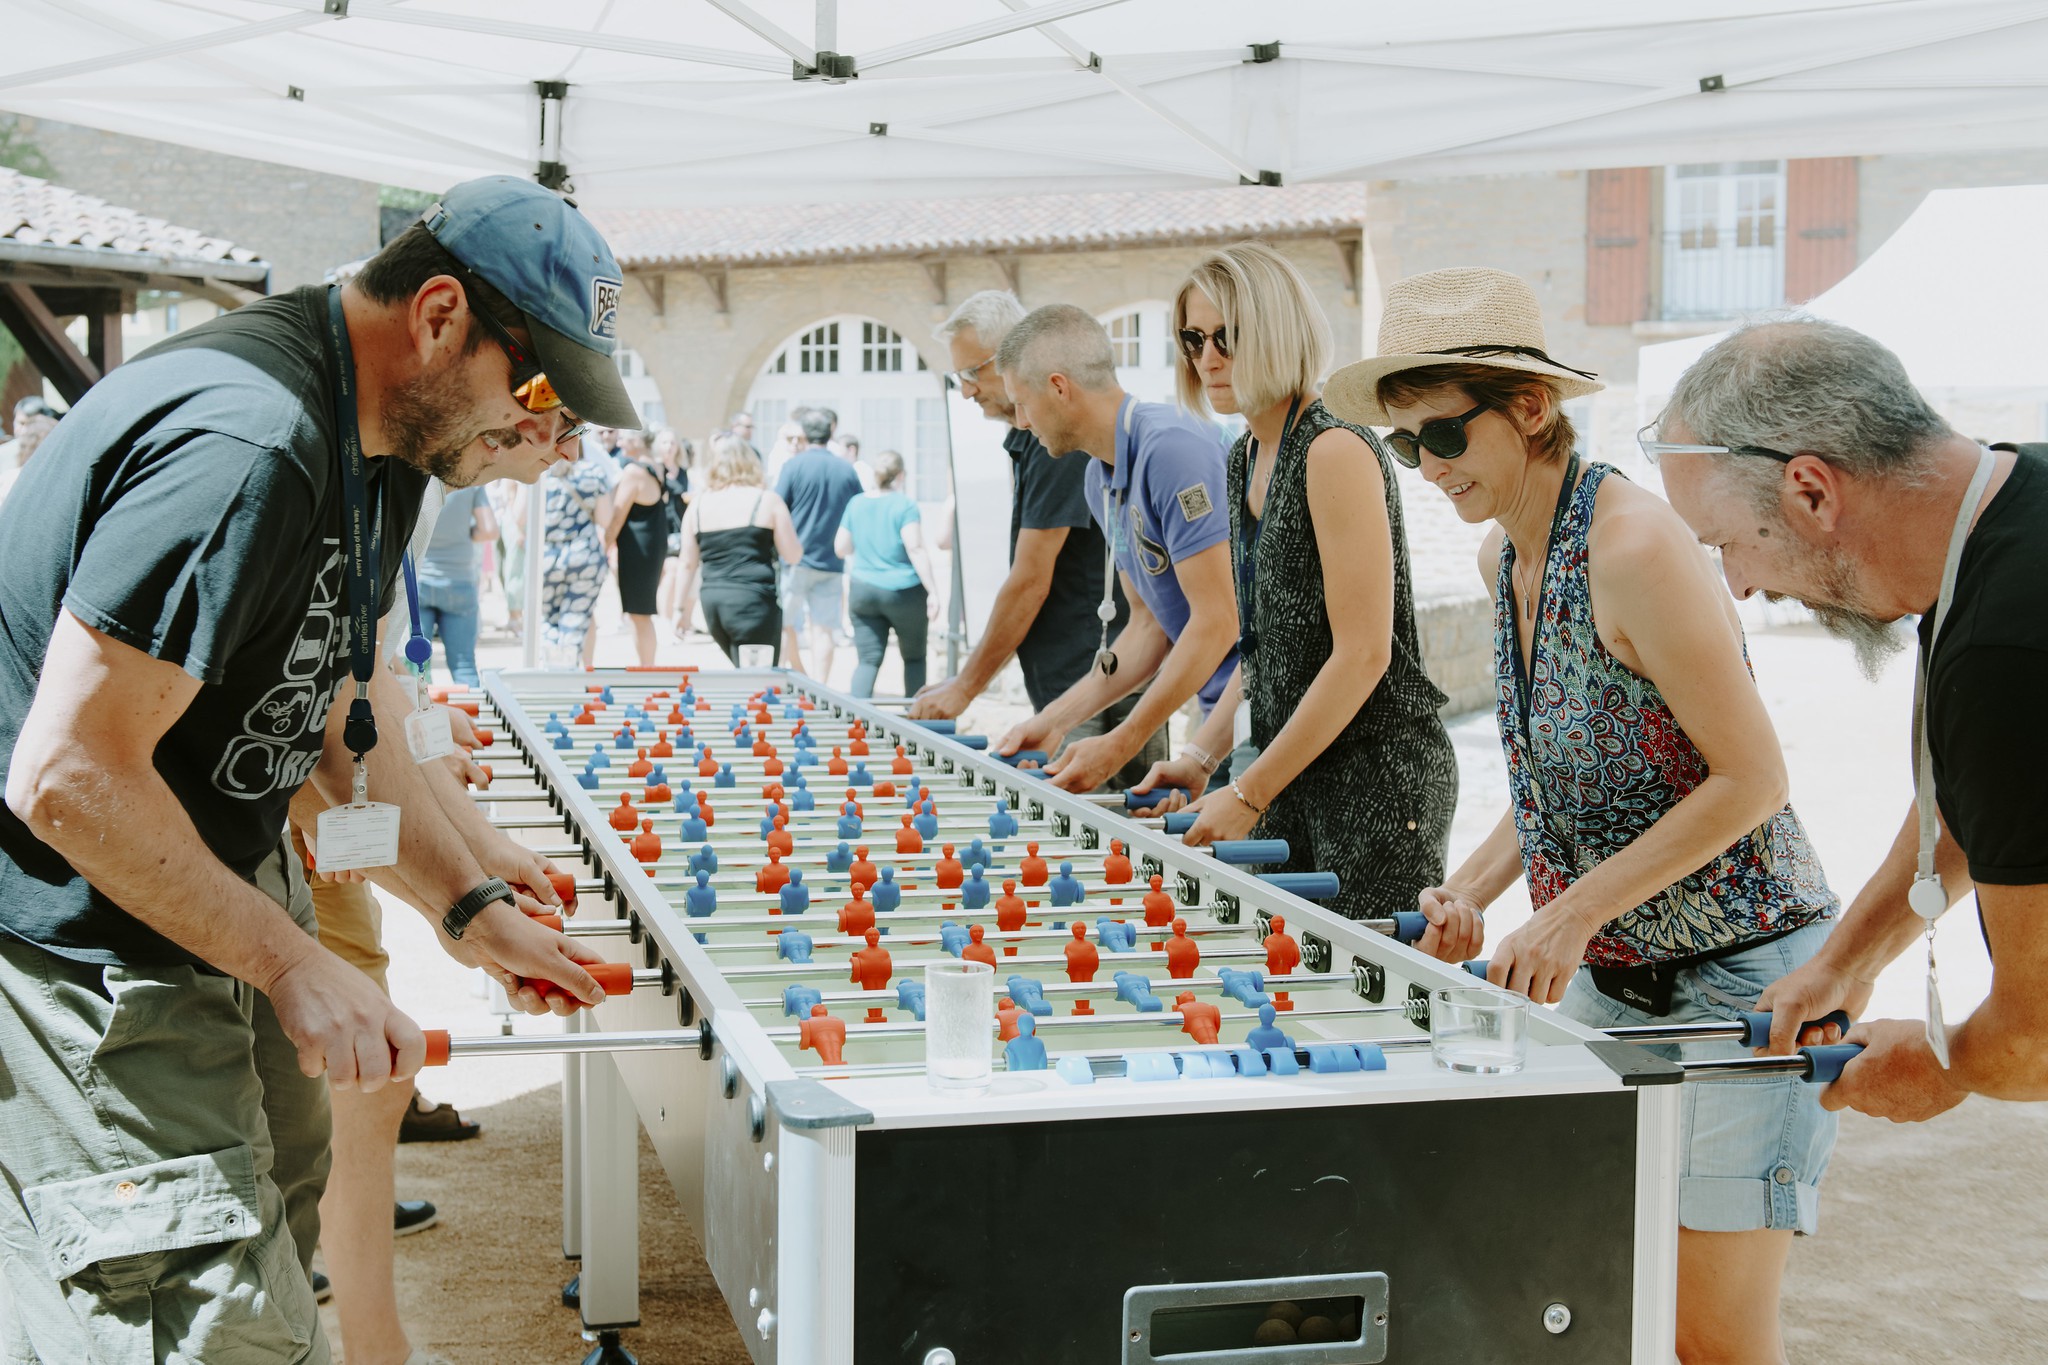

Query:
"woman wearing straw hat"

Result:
[[1131, 242, 1459, 924], [1326, 267, 1841, 1363]]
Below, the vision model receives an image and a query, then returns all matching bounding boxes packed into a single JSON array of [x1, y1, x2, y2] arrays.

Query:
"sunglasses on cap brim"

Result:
[[1384, 403, 1492, 469]]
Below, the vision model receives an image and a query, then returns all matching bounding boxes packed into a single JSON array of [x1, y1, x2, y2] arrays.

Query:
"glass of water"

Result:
[[1430, 986, 1529, 1074], [925, 960, 995, 1092]]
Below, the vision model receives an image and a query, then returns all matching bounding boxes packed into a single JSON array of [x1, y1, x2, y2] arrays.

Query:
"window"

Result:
[[1662, 161, 1785, 320], [751, 399, 787, 436], [615, 348, 646, 379], [861, 322, 905, 373], [164, 302, 180, 334], [763, 349, 787, 375], [1107, 310, 1142, 368], [799, 322, 839, 374]]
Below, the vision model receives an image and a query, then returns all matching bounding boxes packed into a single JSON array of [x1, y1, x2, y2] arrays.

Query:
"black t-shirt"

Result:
[[0, 286, 428, 965], [1006, 426, 1128, 710], [1922, 443, 2048, 886]]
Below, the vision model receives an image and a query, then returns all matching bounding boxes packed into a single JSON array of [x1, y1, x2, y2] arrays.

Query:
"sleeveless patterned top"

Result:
[[1495, 460, 1836, 967]]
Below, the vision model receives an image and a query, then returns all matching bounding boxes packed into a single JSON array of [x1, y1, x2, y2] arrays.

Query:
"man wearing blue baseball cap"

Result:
[[0, 176, 634, 1362]]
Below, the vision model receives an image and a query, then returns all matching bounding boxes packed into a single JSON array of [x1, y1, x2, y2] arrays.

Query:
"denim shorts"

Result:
[[1560, 918, 1839, 1235], [784, 565, 843, 633]]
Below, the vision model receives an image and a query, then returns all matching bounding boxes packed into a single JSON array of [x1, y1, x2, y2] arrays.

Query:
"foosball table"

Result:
[[455, 666, 1691, 1364]]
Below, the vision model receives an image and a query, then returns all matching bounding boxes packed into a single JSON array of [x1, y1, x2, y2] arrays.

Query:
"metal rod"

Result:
[[443, 1028, 700, 1060]]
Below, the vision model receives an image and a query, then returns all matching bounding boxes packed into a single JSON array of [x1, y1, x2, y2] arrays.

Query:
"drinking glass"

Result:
[[925, 960, 994, 1091], [1430, 986, 1529, 1074]]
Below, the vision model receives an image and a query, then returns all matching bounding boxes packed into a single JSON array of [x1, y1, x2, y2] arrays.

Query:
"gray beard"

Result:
[[1763, 536, 1909, 682]]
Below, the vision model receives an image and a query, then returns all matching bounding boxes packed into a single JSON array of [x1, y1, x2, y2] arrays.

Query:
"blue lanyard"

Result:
[[325, 285, 382, 760], [401, 552, 432, 670], [1234, 396, 1301, 656]]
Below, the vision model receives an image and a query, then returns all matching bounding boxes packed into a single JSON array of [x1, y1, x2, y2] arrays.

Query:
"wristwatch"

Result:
[[443, 877, 515, 940]]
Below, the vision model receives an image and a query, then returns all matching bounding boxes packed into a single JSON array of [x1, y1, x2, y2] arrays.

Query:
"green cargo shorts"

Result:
[[0, 840, 333, 1364]]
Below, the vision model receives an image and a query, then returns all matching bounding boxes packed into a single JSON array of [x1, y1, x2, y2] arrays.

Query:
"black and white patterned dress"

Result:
[[1230, 398, 1459, 919]]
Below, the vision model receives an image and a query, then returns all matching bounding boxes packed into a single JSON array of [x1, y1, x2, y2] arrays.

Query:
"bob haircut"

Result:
[[703, 434, 766, 490], [1174, 241, 1332, 417], [1375, 364, 1576, 466]]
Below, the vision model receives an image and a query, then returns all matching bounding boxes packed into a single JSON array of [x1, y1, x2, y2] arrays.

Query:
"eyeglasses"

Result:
[[1385, 403, 1491, 469], [1636, 424, 1794, 467], [449, 267, 588, 447], [1176, 326, 1233, 362], [943, 355, 996, 390]]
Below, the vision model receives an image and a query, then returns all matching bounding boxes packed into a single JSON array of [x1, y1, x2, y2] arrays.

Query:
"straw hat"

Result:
[[1324, 267, 1603, 426]]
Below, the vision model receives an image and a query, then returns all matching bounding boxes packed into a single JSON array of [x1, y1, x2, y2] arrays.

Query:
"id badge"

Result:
[[1924, 944, 1951, 1068], [316, 801, 401, 873], [405, 707, 457, 764]]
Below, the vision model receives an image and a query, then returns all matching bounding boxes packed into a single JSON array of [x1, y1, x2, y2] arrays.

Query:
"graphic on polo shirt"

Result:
[[1124, 502, 1170, 577], [212, 539, 347, 800]]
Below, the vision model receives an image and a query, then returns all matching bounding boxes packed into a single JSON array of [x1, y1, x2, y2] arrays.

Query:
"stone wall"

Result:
[[19, 116, 381, 291], [1417, 594, 1495, 719]]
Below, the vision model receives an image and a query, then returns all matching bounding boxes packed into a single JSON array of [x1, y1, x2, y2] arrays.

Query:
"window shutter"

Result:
[[1785, 157, 1858, 303], [1585, 168, 1652, 325]]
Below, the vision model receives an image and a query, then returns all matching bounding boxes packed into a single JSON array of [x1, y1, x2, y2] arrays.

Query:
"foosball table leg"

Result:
[[576, 1042, 642, 1343], [560, 1022, 584, 1286]]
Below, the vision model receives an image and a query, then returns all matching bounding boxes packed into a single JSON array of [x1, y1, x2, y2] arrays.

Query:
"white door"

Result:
[[1663, 162, 1785, 320]]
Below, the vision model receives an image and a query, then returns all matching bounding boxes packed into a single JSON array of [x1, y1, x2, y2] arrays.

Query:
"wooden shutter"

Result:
[[1785, 157, 1858, 304], [1585, 168, 1652, 325]]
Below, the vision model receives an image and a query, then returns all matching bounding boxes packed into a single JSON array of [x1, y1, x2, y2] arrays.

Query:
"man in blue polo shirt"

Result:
[[993, 304, 1238, 793]]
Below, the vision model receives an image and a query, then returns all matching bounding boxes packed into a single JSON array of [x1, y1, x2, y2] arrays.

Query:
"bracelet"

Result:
[[1181, 743, 1220, 776], [1229, 779, 1267, 816]]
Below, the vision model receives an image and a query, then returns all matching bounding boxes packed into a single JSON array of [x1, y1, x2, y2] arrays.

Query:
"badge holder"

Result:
[[399, 553, 457, 764]]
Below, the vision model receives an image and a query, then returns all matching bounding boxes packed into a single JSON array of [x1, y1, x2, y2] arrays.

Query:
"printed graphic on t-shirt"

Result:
[[1176, 484, 1214, 522], [1124, 503, 1170, 577], [211, 538, 349, 800]]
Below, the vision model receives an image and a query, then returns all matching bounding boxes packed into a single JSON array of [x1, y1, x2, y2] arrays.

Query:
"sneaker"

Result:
[[394, 1199, 439, 1237], [313, 1271, 333, 1304], [398, 1092, 481, 1144]]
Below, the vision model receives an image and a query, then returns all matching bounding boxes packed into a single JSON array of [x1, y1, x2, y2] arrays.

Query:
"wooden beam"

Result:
[[0, 283, 99, 404], [918, 256, 947, 307], [637, 272, 667, 319], [1334, 231, 1362, 301], [695, 265, 728, 315], [995, 254, 1021, 299], [88, 306, 122, 375]]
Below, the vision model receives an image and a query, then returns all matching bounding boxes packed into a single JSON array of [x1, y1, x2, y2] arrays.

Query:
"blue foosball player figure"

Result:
[[988, 801, 1018, 840], [1050, 862, 1085, 908], [939, 922, 971, 957], [897, 979, 927, 1020], [871, 867, 902, 914], [826, 841, 853, 873], [758, 804, 783, 840], [716, 763, 737, 788], [779, 869, 810, 915], [1005, 975, 1052, 1016], [1004, 1013, 1048, 1072], [1095, 918, 1136, 953], [848, 761, 873, 788], [960, 837, 991, 871], [587, 747, 609, 769], [777, 929, 815, 964], [913, 802, 939, 841], [1245, 1002, 1294, 1055], [837, 805, 863, 840], [790, 775, 815, 811], [690, 844, 719, 875], [678, 808, 708, 842], [960, 867, 990, 910], [685, 871, 717, 918], [782, 983, 822, 1018], [1114, 971, 1163, 1012]]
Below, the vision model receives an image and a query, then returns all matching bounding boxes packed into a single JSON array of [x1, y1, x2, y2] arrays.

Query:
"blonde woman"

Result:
[[1134, 241, 1459, 924], [673, 435, 803, 665]]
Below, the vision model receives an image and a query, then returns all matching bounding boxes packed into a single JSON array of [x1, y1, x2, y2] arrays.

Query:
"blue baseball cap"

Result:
[[421, 176, 640, 430]]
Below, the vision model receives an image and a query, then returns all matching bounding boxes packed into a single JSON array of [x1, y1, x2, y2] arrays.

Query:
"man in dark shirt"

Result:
[[1655, 318, 2048, 1124], [776, 409, 865, 681], [0, 177, 635, 1359], [909, 292, 1165, 787]]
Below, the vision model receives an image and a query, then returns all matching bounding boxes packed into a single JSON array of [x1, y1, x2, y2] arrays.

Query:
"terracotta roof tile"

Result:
[[0, 167, 262, 267], [597, 181, 1367, 270]]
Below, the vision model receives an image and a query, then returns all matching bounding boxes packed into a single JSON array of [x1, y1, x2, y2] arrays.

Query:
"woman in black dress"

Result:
[[609, 428, 681, 666], [673, 435, 804, 665], [1136, 242, 1461, 931]]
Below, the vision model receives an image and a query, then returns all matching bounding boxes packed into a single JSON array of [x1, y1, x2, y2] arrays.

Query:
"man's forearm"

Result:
[[1949, 999, 2048, 1102], [954, 569, 1051, 697], [1113, 612, 1233, 747], [1039, 620, 1158, 731]]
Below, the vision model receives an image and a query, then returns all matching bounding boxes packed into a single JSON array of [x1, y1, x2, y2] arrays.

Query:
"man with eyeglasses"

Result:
[[0, 176, 639, 1362], [1652, 317, 2048, 1126]]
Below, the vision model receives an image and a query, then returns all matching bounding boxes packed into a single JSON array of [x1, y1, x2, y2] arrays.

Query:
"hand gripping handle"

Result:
[[521, 961, 635, 1001], [1735, 1009, 1852, 1048], [1800, 1043, 1864, 1084], [996, 750, 1049, 767], [1125, 787, 1186, 811]]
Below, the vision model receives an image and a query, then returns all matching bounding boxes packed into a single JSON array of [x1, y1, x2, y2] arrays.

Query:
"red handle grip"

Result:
[[523, 961, 634, 1000], [423, 1029, 451, 1067], [529, 913, 564, 932]]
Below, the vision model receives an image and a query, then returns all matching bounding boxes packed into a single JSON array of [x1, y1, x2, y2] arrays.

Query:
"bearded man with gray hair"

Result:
[[1650, 317, 2048, 1124]]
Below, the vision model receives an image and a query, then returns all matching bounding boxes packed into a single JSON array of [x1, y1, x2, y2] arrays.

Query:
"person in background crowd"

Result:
[[910, 290, 1162, 788], [412, 484, 497, 686], [723, 410, 759, 456], [839, 432, 879, 493], [0, 395, 57, 477], [607, 427, 679, 666], [765, 419, 804, 487], [652, 429, 696, 623], [491, 479, 526, 640], [0, 408, 58, 509], [993, 305, 1238, 794], [776, 409, 864, 682], [1650, 319, 2048, 1128], [540, 453, 616, 668], [1134, 243, 1459, 922], [1331, 267, 1840, 1363], [674, 435, 804, 665], [834, 450, 939, 697]]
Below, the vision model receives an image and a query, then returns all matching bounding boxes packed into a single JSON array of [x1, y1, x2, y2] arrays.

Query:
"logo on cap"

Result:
[[590, 278, 622, 341]]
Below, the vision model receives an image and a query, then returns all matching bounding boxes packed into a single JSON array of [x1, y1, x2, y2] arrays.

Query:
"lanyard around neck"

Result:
[[1095, 401, 1141, 673], [325, 285, 382, 761], [1233, 397, 1302, 657]]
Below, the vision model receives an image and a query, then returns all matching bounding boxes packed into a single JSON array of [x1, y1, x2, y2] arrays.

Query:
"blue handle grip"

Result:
[[1209, 838, 1290, 866], [1801, 1043, 1864, 1084], [1392, 910, 1429, 944], [1260, 871, 1340, 899], [996, 750, 1049, 767], [953, 735, 989, 750], [908, 718, 956, 733], [1462, 959, 1489, 978], [1735, 1009, 1852, 1049], [1124, 786, 1187, 811], [1162, 810, 1197, 834]]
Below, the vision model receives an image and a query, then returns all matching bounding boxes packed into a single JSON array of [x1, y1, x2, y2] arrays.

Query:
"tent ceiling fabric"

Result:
[[1, 0, 2046, 208]]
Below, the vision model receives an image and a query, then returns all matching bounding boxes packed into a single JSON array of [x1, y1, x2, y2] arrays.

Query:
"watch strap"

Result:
[[444, 877, 514, 940]]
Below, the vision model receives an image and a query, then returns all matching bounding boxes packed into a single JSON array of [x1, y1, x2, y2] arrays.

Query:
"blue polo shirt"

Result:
[[1083, 396, 1237, 710]]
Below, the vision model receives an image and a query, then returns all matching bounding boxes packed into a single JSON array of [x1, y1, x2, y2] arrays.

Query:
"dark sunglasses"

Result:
[[1176, 326, 1233, 362], [448, 267, 588, 446], [1385, 402, 1491, 469]]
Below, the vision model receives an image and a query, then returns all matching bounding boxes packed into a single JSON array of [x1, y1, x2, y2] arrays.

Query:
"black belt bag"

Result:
[[1588, 925, 1802, 1018]]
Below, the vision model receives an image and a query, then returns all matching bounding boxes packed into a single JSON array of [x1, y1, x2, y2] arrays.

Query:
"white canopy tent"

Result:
[[1, 1, 2048, 208], [1637, 183, 2048, 433]]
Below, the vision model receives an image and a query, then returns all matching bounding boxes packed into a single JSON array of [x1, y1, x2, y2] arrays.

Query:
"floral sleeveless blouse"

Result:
[[1495, 461, 1837, 967]]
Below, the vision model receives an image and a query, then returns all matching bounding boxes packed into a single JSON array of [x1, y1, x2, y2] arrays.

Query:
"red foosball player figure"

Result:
[[1021, 842, 1049, 907], [697, 790, 716, 828], [1065, 921, 1100, 1014], [698, 749, 720, 778], [756, 850, 791, 894], [572, 706, 595, 725], [1103, 839, 1133, 905], [800, 1004, 847, 1066], [963, 924, 997, 968], [1263, 915, 1301, 1013], [1164, 918, 1200, 980], [892, 744, 914, 775], [842, 789, 865, 820], [849, 846, 878, 893], [896, 815, 923, 855], [644, 777, 672, 805], [666, 704, 686, 727], [996, 996, 1025, 1042], [873, 780, 896, 799], [631, 819, 662, 865], [849, 734, 869, 757], [753, 734, 776, 758], [1174, 990, 1222, 1045], [828, 746, 849, 776], [996, 880, 1028, 954], [1143, 874, 1176, 947], [628, 748, 654, 779], [934, 845, 964, 906], [609, 791, 639, 832], [849, 719, 868, 741], [763, 754, 784, 778], [651, 731, 675, 759], [838, 885, 875, 937], [850, 929, 892, 1021], [766, 813, 794, 858]]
